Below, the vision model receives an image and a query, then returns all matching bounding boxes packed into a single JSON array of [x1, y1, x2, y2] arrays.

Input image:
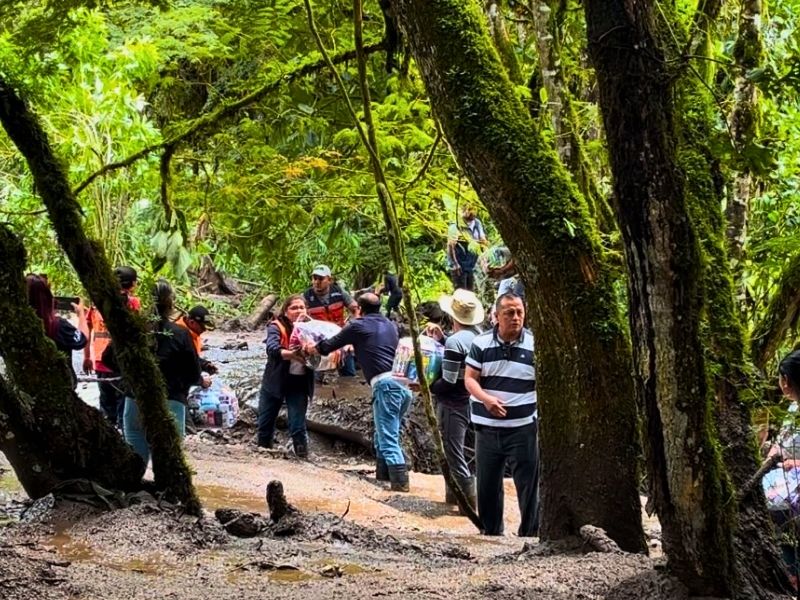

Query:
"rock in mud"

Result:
[[266, 480, 296, 522], [214, 508, 267, 537]]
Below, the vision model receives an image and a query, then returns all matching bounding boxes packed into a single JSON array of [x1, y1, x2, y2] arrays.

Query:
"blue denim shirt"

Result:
[[317, 313, 399, 381]]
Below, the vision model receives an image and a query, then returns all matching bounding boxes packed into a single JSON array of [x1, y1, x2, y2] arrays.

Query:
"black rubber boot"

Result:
[[388, 464, 410, 492], [292, 435, 308, 458], [376, 458, 390, 482], [444, 480, 457, 505], [455, 476, 477, 514]]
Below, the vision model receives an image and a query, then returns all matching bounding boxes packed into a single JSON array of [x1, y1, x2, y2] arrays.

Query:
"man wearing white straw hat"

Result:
[[465, 291, 538, 536], [426, 289, 484, 512]]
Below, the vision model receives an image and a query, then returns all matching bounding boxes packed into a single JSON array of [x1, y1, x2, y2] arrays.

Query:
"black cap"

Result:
[[188, 305, 215, 330], [115, 266, 138, 289]]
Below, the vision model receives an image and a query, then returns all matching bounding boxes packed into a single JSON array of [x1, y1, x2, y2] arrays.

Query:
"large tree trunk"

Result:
[[584, 1, 788, 596], [390, 0, 645, 552], [0, 79, 201, 514], [0, 226, 145, 498]]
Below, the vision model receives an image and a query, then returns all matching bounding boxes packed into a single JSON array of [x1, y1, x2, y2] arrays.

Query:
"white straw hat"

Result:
[[438, 289, 485, 326]]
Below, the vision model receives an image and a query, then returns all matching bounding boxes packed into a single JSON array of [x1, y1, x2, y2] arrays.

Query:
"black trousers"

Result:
[[450, 269, 475, 292], [475, 421, 539, 536]]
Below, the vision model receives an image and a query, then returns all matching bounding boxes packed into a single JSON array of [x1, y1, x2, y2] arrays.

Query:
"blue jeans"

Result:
[[338, 352, 357, 377], [257, 388, 309, 447], [123, 396, 186, 465], [372, 378, 413, 466]]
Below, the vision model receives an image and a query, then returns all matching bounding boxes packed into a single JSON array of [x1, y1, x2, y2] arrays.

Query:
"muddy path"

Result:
[[0, 329, 676, 600]]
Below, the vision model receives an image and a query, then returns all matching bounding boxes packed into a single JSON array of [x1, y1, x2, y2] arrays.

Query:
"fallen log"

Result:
[[244, 294, 278, 330]]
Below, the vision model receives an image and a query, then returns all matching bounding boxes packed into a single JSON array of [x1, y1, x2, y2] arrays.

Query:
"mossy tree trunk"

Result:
[[528, 0, 616, 234], [390, 0, 645, 552], [727, 0, 763, 268], [584, 1, 789, 596], [0, 226, 145, 498], [0, 78, 201, 515]]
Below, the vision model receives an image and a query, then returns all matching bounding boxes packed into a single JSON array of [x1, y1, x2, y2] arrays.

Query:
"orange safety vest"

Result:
[[88, 295, 141, 372], [303, 285, 348, 327], [273, 319, 290, 348], [177, 316, 203, 356]]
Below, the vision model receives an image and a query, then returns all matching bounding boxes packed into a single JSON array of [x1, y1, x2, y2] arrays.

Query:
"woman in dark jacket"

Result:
[[257, 294, 314, 457], [122, 279, 201, 464], [26, 274, 88, 388]]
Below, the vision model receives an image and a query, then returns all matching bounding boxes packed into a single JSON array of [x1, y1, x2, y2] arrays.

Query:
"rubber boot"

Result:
[[292, 435, 308, 459], [444, 479, 457, 505], [388, 464, 410, 492], [376, 457, 390, 482], [455, 476, 477, 515]]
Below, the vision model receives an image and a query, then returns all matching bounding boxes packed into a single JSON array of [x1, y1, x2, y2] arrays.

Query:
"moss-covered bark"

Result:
[[677, 82, 790, 596], [484, 0, 523, 84], [0, 226, 144, 498], [390, 0, 645, 552], [526, 0, 615, 235], [584, 1, 788, 596], [726, 0, 763, 267], [0, 78, 201, 515]]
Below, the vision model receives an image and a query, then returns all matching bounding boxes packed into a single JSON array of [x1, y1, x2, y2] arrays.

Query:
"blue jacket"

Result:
[[317, 313, 398, 382], [260, 320, 315, 399]]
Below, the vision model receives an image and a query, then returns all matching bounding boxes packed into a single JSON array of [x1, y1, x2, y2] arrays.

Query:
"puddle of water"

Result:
[[196, 483, 266, 514], [106, 556, 172, 575], [309, 559, 371, 576], [44, 520, 175, 575], [44, 521, 96, 562], [268, 569, 320, 583]]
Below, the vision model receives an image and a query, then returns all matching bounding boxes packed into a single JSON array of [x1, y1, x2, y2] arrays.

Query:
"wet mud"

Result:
[[0, 329, 679, 600]]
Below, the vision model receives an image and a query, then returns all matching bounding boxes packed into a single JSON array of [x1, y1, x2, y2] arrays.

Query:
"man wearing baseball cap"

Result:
[[303, 264, 359, 376], [177, 305, 218, 375], [426, 289, 484, 511]]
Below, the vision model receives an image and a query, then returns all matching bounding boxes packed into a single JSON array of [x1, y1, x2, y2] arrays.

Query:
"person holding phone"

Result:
[[83, 266, 140, 426], [26, 274, 88, 388]]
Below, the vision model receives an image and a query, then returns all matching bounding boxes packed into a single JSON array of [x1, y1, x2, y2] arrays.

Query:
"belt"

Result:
[[370, 371, 394, 388]]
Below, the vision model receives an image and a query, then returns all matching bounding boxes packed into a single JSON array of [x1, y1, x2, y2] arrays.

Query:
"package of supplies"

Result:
[[392, 335, 444, 383], [288, 319, 342, 371], [188, 378, 239, 428]]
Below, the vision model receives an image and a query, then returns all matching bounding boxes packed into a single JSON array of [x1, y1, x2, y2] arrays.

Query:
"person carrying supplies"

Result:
[[305, 293, 413, 491], [177, 305, 218, 375]]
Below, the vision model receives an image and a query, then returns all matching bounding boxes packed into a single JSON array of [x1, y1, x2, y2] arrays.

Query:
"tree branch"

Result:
[[0, 78, 200, 513], [72, 42, 385, 197]]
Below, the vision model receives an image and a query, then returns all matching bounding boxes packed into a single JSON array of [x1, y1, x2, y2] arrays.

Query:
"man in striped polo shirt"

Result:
[[465, 292, 538, 536]]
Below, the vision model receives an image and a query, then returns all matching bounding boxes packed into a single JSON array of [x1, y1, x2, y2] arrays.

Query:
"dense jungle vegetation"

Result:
[[3, 0, 800, 597], [0, 0, 796, 321]]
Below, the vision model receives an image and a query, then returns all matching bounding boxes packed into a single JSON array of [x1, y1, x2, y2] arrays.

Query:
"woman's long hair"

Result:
[[276, 293, 306, 335], [26, 274, 58, 339], [152, 279, 175, 333]]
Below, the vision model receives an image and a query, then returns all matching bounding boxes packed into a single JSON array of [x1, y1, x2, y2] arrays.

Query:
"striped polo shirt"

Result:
[[465, 327, 536, 428]]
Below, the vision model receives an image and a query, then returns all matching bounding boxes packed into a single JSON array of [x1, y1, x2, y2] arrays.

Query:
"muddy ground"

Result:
[[0, 330, 680, 599]]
